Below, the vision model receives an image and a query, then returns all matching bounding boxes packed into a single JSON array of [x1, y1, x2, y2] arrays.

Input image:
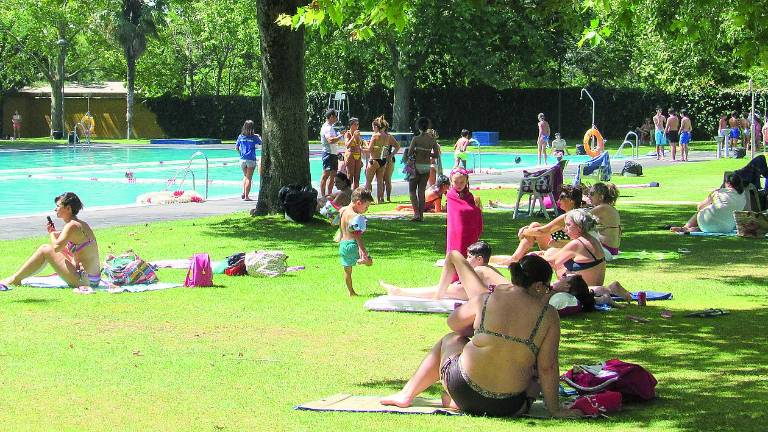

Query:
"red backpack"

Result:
[[184, 253, 213, 287], [561, 359, 658, 401]]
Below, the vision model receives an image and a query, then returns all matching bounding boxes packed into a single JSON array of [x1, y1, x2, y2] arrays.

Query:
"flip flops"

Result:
[[685, 308, 730, 318], [0, 283, 9, 291]]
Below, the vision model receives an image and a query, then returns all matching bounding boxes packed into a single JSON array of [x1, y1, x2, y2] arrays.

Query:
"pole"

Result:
[[580, 88, 595, 127], [750, 79, 755, 159]]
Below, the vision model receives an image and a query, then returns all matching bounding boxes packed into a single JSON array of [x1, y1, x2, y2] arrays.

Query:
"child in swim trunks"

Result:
[[454, 129, 470, 168], [337, 187, 374, 296]]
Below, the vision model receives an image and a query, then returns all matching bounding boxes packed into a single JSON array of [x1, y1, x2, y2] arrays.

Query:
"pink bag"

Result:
[[569, 390, 622, 417], [184, 253, 213, 287], [561, 359, 657, 401]]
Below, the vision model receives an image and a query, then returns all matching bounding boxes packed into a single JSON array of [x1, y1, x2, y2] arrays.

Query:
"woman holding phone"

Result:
[[1, 192, 101, 289]]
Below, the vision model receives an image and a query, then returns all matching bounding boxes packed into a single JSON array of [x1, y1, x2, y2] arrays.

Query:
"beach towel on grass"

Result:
[[365, 295, 464, 313], [446, 187, 483, 256], [295, 394, 581, 419], [611, 291, 673, 302], [687, 231, 738, 237], [611, 251, 681, 261], [21, 275, 182, 293]]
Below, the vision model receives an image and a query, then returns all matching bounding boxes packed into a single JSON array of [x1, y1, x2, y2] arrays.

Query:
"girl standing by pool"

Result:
[[344, 118, 364, 189], [1, 193, 100, 290], [236, 120, 262, 201]]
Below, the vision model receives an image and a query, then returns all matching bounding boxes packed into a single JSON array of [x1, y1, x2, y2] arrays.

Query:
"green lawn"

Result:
[[0, 158, 766, 431]]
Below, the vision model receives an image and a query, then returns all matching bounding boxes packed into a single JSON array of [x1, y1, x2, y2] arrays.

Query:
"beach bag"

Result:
[[734, 211, 768, 238], [732, 147, 746, 158], [279, 184, 317, 223], [569, 390, 622, 417], [184, 253, 213, 287], [621, 161, 643, 177], [245, 250, 288, 277], [102, 252, 158, 286], [561, 359, 657, 401], [224, 252, 246, 276]]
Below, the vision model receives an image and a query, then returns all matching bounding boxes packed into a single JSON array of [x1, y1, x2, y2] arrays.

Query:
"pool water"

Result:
[[0, 146, 600, 218]]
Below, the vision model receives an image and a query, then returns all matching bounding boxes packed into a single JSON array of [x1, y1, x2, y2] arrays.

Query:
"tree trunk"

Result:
[[51, 42, 67, 138], [126, 55, 136, 139], [255, 0, 309, 215], [389, 42, 412, 132]]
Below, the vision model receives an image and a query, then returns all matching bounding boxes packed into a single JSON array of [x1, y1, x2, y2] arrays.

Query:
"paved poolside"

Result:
[[0, 151, 718, 240]]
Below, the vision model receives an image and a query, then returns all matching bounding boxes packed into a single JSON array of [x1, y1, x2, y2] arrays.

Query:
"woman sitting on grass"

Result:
[[543, 209, 606, 286], [588, 182, 621, 257], [1, 192, 100, 289], [670, 173, 746, 234], [491, 185, 583, 266], [381, 252, 577, 418]]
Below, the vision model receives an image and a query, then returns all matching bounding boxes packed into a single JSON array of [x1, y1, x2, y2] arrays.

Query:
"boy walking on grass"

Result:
[[338, 187, 374, 296]]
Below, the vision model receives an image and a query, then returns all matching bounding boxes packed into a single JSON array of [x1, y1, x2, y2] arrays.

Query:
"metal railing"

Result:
[[615, 131, 639, 159], [165, 151, 209, 198]]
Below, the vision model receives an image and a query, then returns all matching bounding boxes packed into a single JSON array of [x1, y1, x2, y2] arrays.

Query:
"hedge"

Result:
[[143, 86, 762, 141]]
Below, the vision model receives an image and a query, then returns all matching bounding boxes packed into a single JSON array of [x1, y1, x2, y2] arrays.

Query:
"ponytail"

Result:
[[373, 114, 390, 132], [509, 255, 553, 289]]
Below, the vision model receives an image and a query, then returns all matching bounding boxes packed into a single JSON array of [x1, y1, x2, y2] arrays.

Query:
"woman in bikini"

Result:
[[343, 118, 364, 189], [588, 182, 621, 257], [364, 115, 397, 204], [1, 193, 100, 289], [381, 252, 577, 418], [407, 117, 442, 221], [543, 209, 606, 286], [382, 134, 401, 202]]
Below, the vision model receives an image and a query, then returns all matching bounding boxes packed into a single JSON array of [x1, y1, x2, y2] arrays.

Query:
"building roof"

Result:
[[17, 81, 126, 97]]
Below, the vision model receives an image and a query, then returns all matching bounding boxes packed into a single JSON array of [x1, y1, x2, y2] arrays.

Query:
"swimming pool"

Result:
[[0, 145, 602, 218]]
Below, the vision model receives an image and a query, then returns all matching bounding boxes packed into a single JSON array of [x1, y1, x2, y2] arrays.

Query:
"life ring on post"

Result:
[[582, 127, 604, 157]]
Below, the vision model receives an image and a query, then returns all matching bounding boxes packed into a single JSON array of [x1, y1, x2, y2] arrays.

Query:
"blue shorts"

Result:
[[655, 130, 667, 146], [339, 240, 359, 267], [680, 131, 691, 145], [322, 152, 339, 171], [730, 128, 740, 139]]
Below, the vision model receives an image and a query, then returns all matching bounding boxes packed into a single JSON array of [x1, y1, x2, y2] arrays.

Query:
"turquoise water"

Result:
[[0, 146, 599, 217]]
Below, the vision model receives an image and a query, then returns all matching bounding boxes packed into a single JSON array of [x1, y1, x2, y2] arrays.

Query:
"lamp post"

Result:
[[54, 38, 68, 139]]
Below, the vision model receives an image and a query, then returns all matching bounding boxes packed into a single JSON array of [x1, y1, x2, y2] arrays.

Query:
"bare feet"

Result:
[[381, 392, 414, 408], [348, 290, 358, 296], [379, 280, 402, 296], [670, 226, 688, 233], [608, 281, 632, 302], [0, 277, 17, 286]]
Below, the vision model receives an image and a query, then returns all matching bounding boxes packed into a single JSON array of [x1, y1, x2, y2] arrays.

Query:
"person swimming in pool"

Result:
[[1, 192, 101, 289]]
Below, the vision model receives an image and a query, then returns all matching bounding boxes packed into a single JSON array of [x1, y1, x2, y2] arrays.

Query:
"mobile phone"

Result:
[[46, 216, 54, 225]]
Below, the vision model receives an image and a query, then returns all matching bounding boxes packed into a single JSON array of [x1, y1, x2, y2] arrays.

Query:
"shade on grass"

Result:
[[0, 157, 766, 431]]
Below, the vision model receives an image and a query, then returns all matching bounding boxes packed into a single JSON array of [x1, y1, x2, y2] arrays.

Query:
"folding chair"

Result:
[[513, 166, 559, 220]]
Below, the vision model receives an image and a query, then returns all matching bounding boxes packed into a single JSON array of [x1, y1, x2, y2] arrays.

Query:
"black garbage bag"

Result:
[[621, 161, 643, 176], [278, 184, 318, 223]]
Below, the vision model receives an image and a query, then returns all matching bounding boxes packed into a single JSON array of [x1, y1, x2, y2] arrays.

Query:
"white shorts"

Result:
[[241, 159, 257, 169]]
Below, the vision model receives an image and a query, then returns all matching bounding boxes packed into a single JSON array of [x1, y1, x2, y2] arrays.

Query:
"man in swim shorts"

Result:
[[728, 111, 741, 149], [653, 107, 667, 160], [11, 110, 21, 140], [665, 108, 680, 161], [537, 113, 550, 165], [679, 110, 692, 162], [320, 109, 342, 197]]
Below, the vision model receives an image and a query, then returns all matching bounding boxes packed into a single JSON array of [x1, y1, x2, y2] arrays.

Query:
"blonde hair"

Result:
[[566, 208, 597, 233], [591, 182, 619, 205], [372, 114, 389, 132]]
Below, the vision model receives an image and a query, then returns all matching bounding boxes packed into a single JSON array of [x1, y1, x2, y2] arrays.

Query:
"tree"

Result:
[[101, 0, 165, 139], [0, 0, 96, 138], [254, 0, 310, 214]]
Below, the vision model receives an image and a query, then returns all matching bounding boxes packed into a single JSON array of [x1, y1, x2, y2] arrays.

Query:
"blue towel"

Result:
[[575, 152, 611, 183], [611, 291, 673, 301], [689, 231, 737, 237]]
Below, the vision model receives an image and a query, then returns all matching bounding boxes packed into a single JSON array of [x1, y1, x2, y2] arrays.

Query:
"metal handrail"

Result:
[[166, 151, 209, 198], [615, 131, 639, 159]]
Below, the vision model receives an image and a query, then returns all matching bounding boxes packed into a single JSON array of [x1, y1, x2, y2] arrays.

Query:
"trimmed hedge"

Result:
[[143, 86, 761, 141]]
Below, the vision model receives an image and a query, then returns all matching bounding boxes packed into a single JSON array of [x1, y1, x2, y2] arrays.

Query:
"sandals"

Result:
[[685, 308, 730, 318], [0, 283, 10, 292]]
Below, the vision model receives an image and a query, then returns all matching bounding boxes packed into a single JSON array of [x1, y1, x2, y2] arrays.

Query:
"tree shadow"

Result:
[[11, 298, 61, 305]]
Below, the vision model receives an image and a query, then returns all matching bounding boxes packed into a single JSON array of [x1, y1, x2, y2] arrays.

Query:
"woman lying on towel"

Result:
[[491, 185, 583, 266], [1, 192, 101, 288], [381, 252, 578, 418], [379, 241, 506, 300], [541, 209, 606, 286], [588, 182, 621, 257], [670, 173, 746, 234]]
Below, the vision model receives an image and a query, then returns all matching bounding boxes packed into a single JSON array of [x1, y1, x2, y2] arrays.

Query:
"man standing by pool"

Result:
[[537, 113, 550, 165], [653, 107, 667, 160], [11, 110, 22, 140], [679, 109, 693, 162], [665, 108, 680, 161], [728, 112, 740, 149], [320, 109, 342, 197]]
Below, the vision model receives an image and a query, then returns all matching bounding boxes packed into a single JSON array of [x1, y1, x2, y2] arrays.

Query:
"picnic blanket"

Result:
[[364, 295, 464, 313], [295, 394, 578, 419], [150, 258, 305, 275], [21, 275, 182, 293]]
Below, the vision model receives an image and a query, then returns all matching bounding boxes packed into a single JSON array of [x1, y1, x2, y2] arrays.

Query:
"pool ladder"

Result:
[[615, 131, 639, 160], [166, 151, 209, 199]]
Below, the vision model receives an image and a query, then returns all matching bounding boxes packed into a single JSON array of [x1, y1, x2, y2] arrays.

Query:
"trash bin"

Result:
[[68, 131, 79, 145], [52, 130, 63, 139]]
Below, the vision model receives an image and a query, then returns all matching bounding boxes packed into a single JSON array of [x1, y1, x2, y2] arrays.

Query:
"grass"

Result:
[[1, 158, 767, 431]]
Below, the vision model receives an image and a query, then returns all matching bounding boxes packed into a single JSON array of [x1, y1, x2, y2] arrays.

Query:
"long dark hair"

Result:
[[725, 173, 744, 194], [563, 274, 595, 312], [56, 192, 83, 216], [241, 120, 255, 136]]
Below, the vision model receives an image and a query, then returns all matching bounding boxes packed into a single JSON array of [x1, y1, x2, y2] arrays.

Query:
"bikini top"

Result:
[[66, 224, 95, 254], [346, 132, 362, 153], [563, 238, 604, 272], [474, 292, 550, 358], [369, 133, 387, 157]]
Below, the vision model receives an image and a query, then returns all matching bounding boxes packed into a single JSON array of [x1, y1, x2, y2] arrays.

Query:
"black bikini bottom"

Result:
[[440, 356, 529, 417]]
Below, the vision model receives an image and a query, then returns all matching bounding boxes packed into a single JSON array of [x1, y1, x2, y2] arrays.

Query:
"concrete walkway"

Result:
[[0, 150, 717, 240]]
